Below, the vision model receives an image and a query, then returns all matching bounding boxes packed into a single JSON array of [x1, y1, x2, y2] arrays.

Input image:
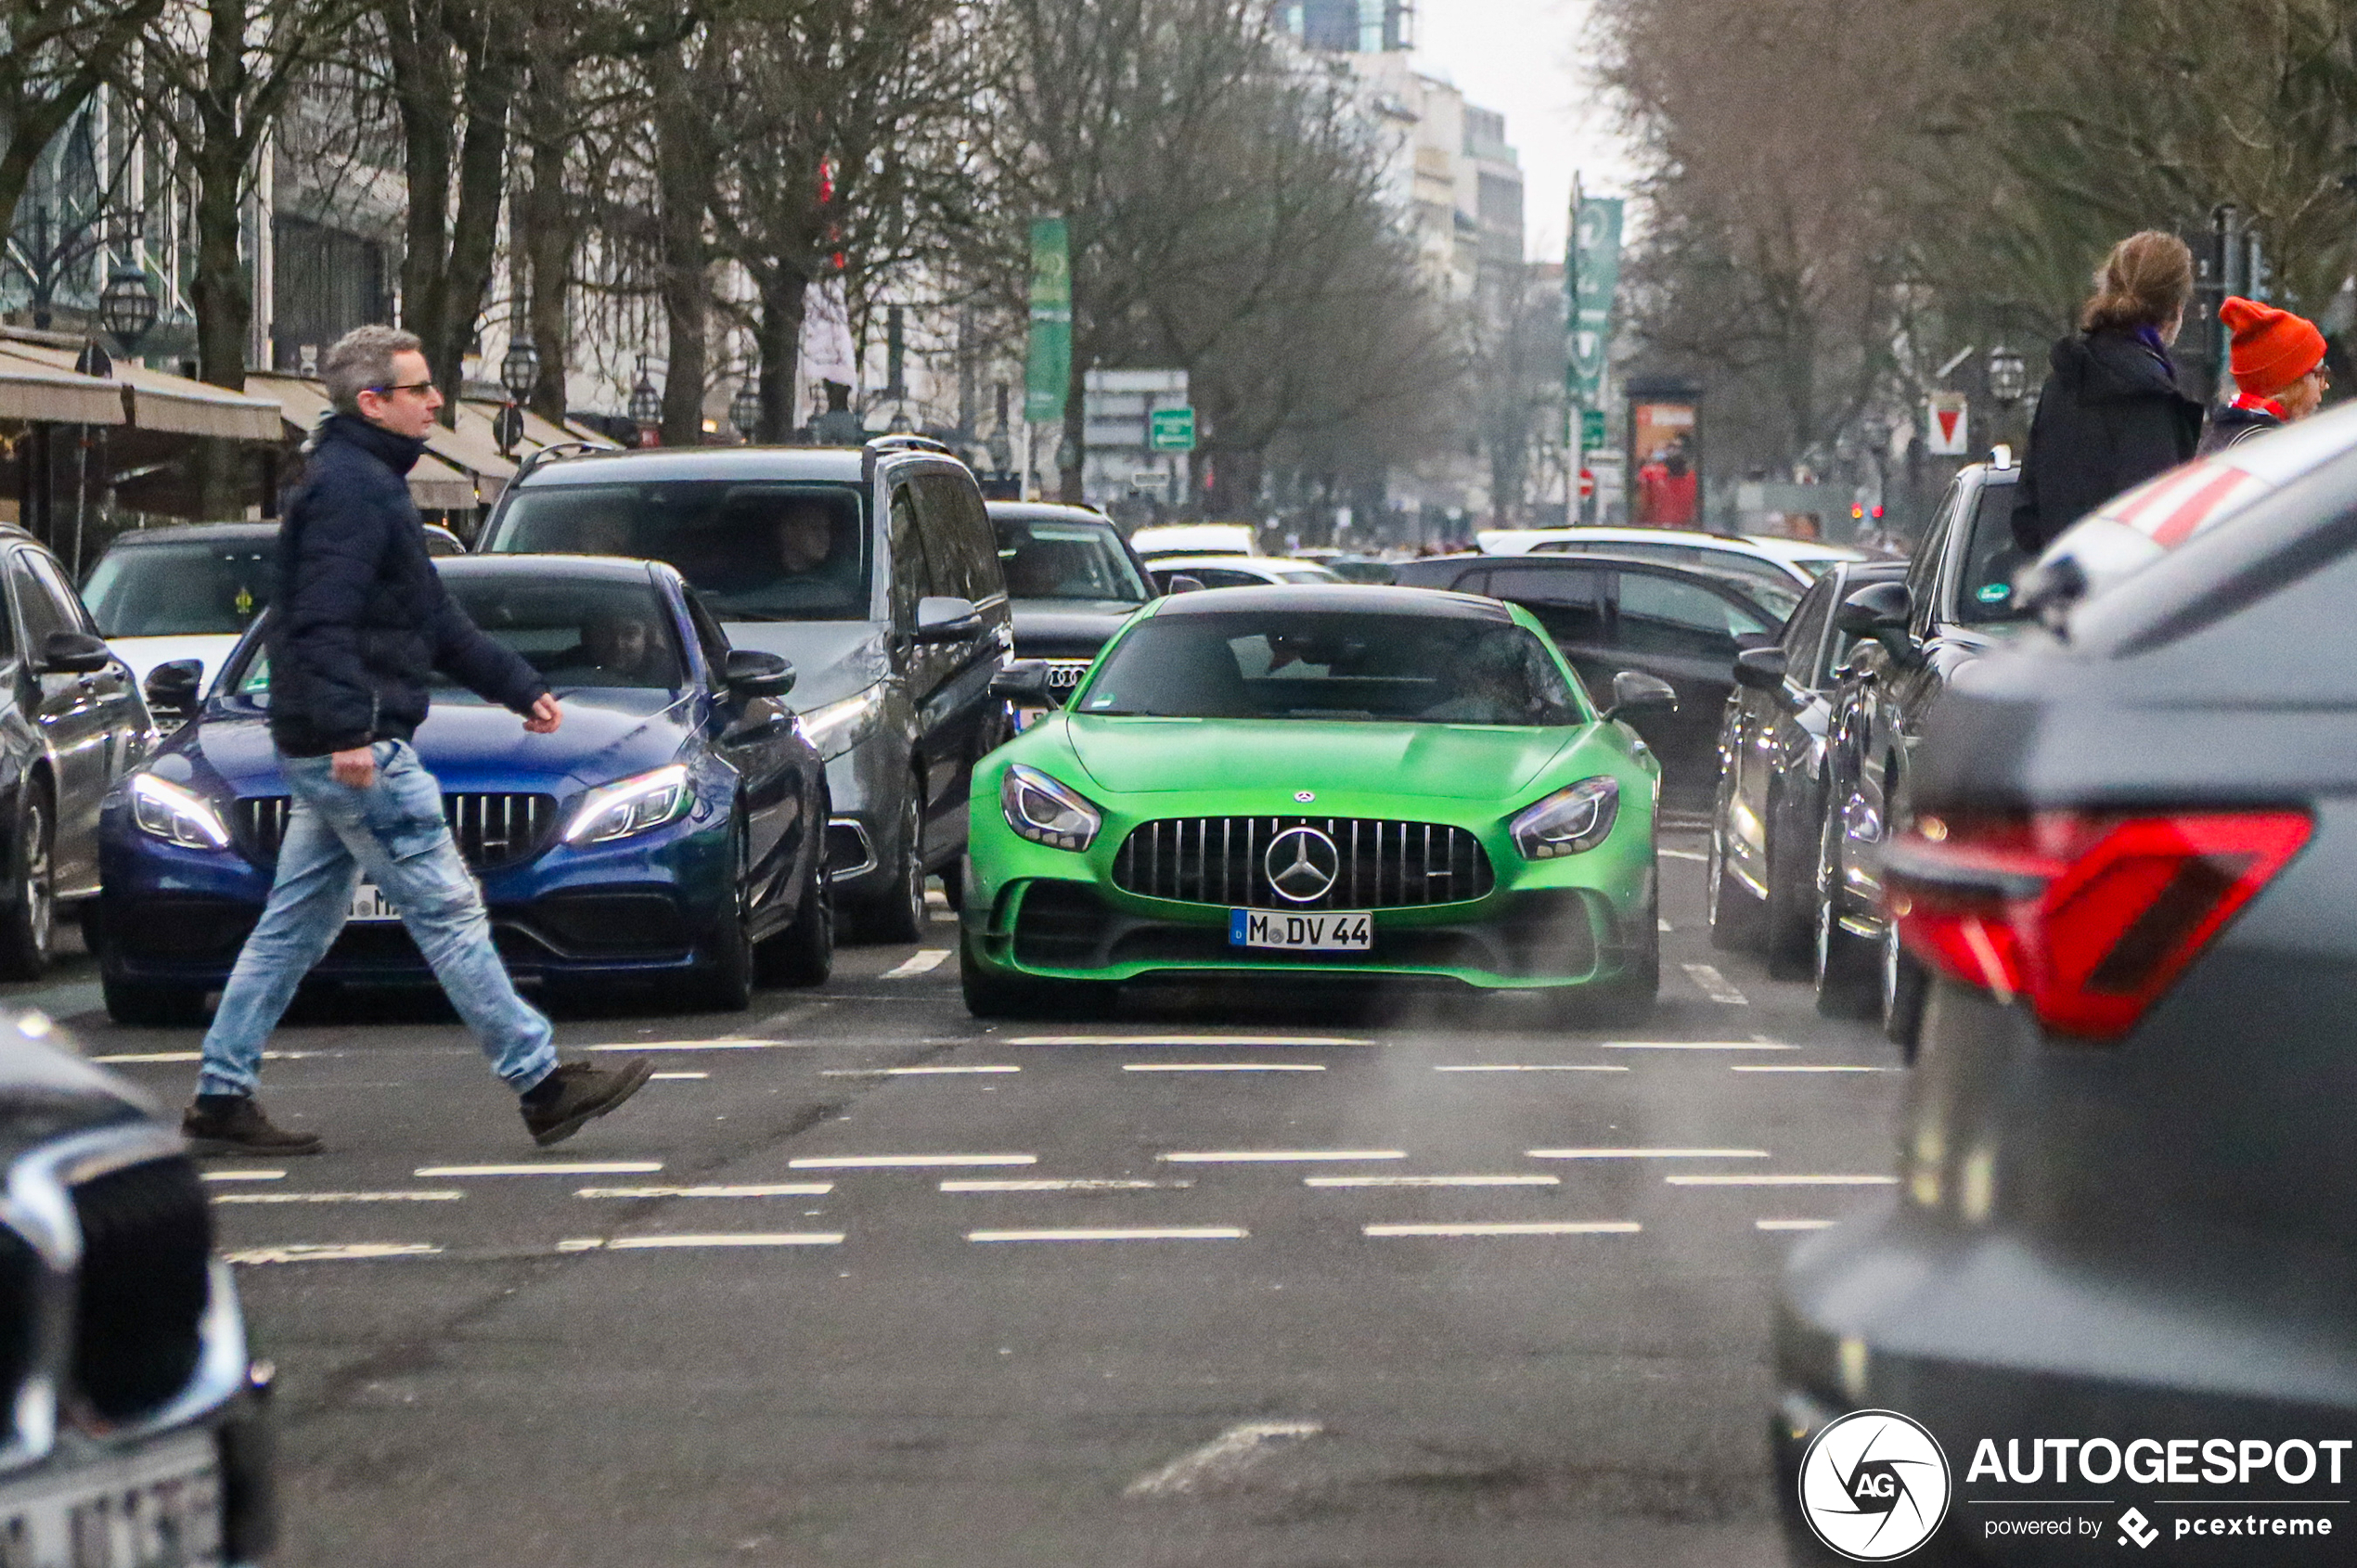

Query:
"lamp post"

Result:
[[495, 340, 539, 455], [1987, 344, 2026, 406], [98, 263, 159, 357], [729, 384, 763, 443], [628, 357, 663, 447]]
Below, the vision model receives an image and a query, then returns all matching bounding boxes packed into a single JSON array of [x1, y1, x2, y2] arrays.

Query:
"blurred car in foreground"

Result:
[[963, 585, 1670, 1020], [97, 556, 831, 1023], [988, 501, 1153, 730], [1128, 522, 1257, 559], [1706, 558, 1906, 977], [1774, 436, 2357, 1567], [0, 1013, 275, 1565], [1145, 555, 1342, 592]]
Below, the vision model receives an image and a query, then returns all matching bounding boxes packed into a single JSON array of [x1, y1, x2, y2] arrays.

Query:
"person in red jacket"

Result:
[[1636, 440, 1698, 526], [2200, 296, 2330, 454]]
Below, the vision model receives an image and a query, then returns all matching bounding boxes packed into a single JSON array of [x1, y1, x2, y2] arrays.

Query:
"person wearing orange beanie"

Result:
[[2201, 296, 2330, 453]]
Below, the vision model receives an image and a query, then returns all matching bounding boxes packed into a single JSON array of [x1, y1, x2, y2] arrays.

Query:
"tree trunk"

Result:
[[1059, 325, 1086, 503], [520, 47, 574, 424], [757, 273, 807, 444], [650, 44, 715, 448], [189, 6, 254, 519], [388, 5, 457, 382]]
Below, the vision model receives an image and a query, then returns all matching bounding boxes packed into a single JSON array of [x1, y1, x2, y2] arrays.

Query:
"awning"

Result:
[[420, 416, 517, 505], [407, 454, 479, 511], [0, 343, 278, 438], [0, 350, 126, 425], [454, 398, 619, 465], [245, 374, 487, 514]]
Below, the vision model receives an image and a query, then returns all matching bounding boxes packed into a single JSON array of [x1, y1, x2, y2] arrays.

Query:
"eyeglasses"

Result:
[[370, 379, 439, 398], [2309, 366, 2333, 389]]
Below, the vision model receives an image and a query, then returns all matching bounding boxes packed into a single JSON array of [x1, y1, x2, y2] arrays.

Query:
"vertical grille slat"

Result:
[[1109, 816, 1494, 910]]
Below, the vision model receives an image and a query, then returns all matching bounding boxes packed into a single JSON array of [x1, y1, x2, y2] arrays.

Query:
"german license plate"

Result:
[[1229, 909, 1373, 951], [349, 883, 399, 922], [0, 1431, 222, 1567]]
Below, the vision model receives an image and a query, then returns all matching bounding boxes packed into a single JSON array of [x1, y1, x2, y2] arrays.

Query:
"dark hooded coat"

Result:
[[2010, 329, 2205, 552]]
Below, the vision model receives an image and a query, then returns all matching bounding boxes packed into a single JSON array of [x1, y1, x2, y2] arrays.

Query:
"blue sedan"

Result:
[[93, 555, 832, 1023]]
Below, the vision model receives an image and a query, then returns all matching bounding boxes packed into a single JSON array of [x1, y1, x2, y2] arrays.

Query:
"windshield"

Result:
[[1078, 610, 1584, 725], [84, 538, 274, 638], [1956, 481, 2033, 624], [236, 576, 685, 698], [995, 519, 1150, 603], [488, 480, 869, 622]]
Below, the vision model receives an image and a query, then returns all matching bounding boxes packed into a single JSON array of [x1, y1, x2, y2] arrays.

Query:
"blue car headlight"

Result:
[[999, 765, 1101, 852], [1510, 776, 1618, 859], [130, 774, 231, 850], [564, 764, 692, 845]]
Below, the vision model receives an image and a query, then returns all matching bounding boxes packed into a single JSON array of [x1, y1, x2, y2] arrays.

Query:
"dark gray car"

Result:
[[1775, 450, 2357, 1564], [477, 436, 1011, 942]]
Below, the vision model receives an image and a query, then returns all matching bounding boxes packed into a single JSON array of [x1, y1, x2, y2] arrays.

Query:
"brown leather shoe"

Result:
[[521, 1059, 654, 1147], [183, 1095, 324, 1156]]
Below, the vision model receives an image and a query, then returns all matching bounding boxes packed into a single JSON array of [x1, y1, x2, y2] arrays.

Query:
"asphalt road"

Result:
[[19, 828, 1901, 1567]]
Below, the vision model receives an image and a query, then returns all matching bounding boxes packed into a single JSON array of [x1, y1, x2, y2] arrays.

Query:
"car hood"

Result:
[[169, 688, 693, 797], [1011, 601, 1144, 659], [0, 1031, 155, 1164], [1061, 715, 1583, 800], [109, 633, 245, 691], [718, 620, 890, 710]]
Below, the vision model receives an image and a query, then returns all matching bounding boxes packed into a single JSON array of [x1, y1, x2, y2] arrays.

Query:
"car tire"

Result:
[[0, 778, 56, 983], [676, 823, 754, 1012], [1761, 808, 1814, 981], [958, 932, 1104, 1020], [1812, 805, 1877, 1018], [1706, 814, 1765, 953], [102, 976, 209, 1028], [1882, 917, 1929, 1057], [849, 782, 927, 945], [756, 862, 833, 987]]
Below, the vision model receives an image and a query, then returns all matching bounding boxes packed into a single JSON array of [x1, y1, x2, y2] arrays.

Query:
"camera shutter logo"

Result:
[[1264, 827, 1340, 903], [1797, 1409, 1951, 1561]]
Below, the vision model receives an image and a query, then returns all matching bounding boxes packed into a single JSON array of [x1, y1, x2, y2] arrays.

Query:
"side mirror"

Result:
[[722, 649, 796, 698], [42, 631, 112, 675], [912, 595, 985, 645], [1732, 646, 1789, 691], [1162, 574, 1205, 595], [144, 657, 203, 717], [1835, 581, 1917, 663], [989, 660, 1057, 705], [1602, 669, 1679, 721]]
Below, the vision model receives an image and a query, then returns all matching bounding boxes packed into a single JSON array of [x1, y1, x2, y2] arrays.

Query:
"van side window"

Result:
[[913, 475, 1002, 602]]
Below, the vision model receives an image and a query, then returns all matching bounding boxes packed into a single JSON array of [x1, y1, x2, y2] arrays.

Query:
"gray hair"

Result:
[[321, 325, 424, 415]]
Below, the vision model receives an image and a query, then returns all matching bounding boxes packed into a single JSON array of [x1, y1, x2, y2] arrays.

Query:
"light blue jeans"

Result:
[[197, 739, 557, 1099]]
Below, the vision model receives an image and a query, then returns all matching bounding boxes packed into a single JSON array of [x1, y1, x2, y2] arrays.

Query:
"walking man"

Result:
[[182, 326, 651, 1156]]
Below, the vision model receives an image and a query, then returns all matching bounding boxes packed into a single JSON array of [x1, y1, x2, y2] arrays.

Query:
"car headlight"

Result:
[[1510, 776, 1619, 860], [130, 774, 232, 850], [564, 764, 692, 845], [999, 765, 1101, 852], [796, 687, 886, 759]]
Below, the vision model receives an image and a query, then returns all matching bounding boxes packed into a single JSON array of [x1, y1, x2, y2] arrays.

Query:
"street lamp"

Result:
[[1987, 344, 2027, 405], [98, 263, 158, 355], [729, 383, 763, 442], [628, 356, 663, 444], [500, 339, 540, 404]]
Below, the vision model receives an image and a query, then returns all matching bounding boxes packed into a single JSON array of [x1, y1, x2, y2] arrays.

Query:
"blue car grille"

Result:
[[234, 792, 558, 870], [1110, 816, 1495, 910]]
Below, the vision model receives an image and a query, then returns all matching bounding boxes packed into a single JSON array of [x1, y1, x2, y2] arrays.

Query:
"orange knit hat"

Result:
[[2220, 296, 2326, 398]]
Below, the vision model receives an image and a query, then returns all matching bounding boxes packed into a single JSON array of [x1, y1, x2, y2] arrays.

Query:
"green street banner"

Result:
[[1567, 197, 1622, 411], [1025, 218, 1072, 425]]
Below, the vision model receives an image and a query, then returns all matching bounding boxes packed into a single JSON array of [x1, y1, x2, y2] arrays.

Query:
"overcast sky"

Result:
[[1410, 0, 1642, 261]]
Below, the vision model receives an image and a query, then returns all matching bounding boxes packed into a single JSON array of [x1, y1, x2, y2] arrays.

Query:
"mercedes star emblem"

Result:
[[1294, 790, 1316, 803], [1265, 826, 1341, 904]]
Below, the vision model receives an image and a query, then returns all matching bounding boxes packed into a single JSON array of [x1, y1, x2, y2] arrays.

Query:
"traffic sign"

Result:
[[1926, 392, 1968, 456], [1579, 469, 1595, 501], [1579, 408, 1606, 451], [1149, 405, 1197, 453]]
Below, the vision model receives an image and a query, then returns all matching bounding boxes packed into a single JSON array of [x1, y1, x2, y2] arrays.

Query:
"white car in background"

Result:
[[1129, 522, 1259, 559], [1144, 554, 1343, 592]]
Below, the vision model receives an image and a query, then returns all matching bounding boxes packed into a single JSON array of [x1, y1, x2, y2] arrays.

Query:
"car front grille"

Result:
[[1110, 816, 1495, 910], [0, 1227, 36, 1434], [236, 792, 558, 870], [1043, 660, 1090, 692], [70, 1155, 213, 1424]]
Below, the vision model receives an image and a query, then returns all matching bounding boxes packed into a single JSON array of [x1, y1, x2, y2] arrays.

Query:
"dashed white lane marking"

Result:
[[1009, 1035, 1371, 1047], [789, 1153, 1037, 1169], [1666, 1174, 1899, 1187], [213, 1189, 463, 1204], [1157, 1150, 1404, 1163], [576, 1184, 835, 1199], [1681, 964, 1749, 1004], [880, 950, 952, 978], [226, 1242, 443, 1265], [941, 1178, 1195, 1192], [819, 1065, 1021, 1076], [1125, 1421, 1322, 1496], [1658, 848, 1707, 862], [1657, 919, 1674, 932], [200, 1170, 286, 1183], [1528, 1148, 1769, 1160], [1757, 1218, 1839, 1230], [968, 1227, 1247, 1242], [1731, 1064, 1899, 1073], [587, 1039, 811, 1052], [92, 1050, 322, 1064], [416, 1162, 663, 1177], [1122, 1062, 1326, 1073], [559, 1232, 843, 1250], [1433, 1064, 1629, 1073], [1599, 1039, 1791, 1050], [652, 1072, 709, 1080], [1306, 1175, 1559, 1189], [1363, 1221, 1641, 1238]]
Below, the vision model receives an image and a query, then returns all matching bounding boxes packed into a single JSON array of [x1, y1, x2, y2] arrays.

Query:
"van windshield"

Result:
[[488, 481, 870, 622]]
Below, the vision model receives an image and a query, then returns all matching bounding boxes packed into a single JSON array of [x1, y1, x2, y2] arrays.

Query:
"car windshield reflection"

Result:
[[85, 539, 275, 637]]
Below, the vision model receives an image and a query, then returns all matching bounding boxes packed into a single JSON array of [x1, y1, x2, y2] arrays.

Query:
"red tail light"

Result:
[[1884, 810, 2312, 1040]]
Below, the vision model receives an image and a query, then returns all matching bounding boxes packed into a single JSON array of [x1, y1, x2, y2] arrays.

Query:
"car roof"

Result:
[[512, 445, 869, 487], [1148, 583, 1512, 621], [432, 553, 672, 586], [1149, 554, 1327, 571], [1432, 549, 1783, 607], [986, 501, 1113, 525], [100, 521, 279, 547]]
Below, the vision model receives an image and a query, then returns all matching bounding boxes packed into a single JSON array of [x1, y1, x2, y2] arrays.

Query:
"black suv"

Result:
[[1815, 458, 2031, 1033], [478, 436, 1011, 941], [986, 501, 1154, 728]]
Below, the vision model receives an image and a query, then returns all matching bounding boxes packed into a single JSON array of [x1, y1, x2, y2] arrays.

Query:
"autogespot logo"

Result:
[[1264, 826, 1340, 903], [1798, 1409, 1953, 1561]]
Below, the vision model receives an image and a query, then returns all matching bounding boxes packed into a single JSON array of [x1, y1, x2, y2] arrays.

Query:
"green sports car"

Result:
[[959, 585, 1673, 1018]]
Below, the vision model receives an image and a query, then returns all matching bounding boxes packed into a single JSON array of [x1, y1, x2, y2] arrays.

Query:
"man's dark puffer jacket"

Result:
[[266, 414, 547, 757]]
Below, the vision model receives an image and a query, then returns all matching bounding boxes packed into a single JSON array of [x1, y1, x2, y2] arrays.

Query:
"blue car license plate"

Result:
[[1229, 909, 1372, 951]]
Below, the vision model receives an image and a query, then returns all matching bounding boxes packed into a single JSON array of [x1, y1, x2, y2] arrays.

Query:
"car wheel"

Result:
[[852, 782, 927, 945], [958, 932, 1105, 1020], [1761, 803, 1814, 981], [0, 778, 56, 983], [756, 860, 833, 987], [102, 975, 208, 1029], [1705, 812, 1765, 953], [1812, 804, 1877, 1018], [1882, 916, 1928, 1057], [676, 822, 754, 1012]]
